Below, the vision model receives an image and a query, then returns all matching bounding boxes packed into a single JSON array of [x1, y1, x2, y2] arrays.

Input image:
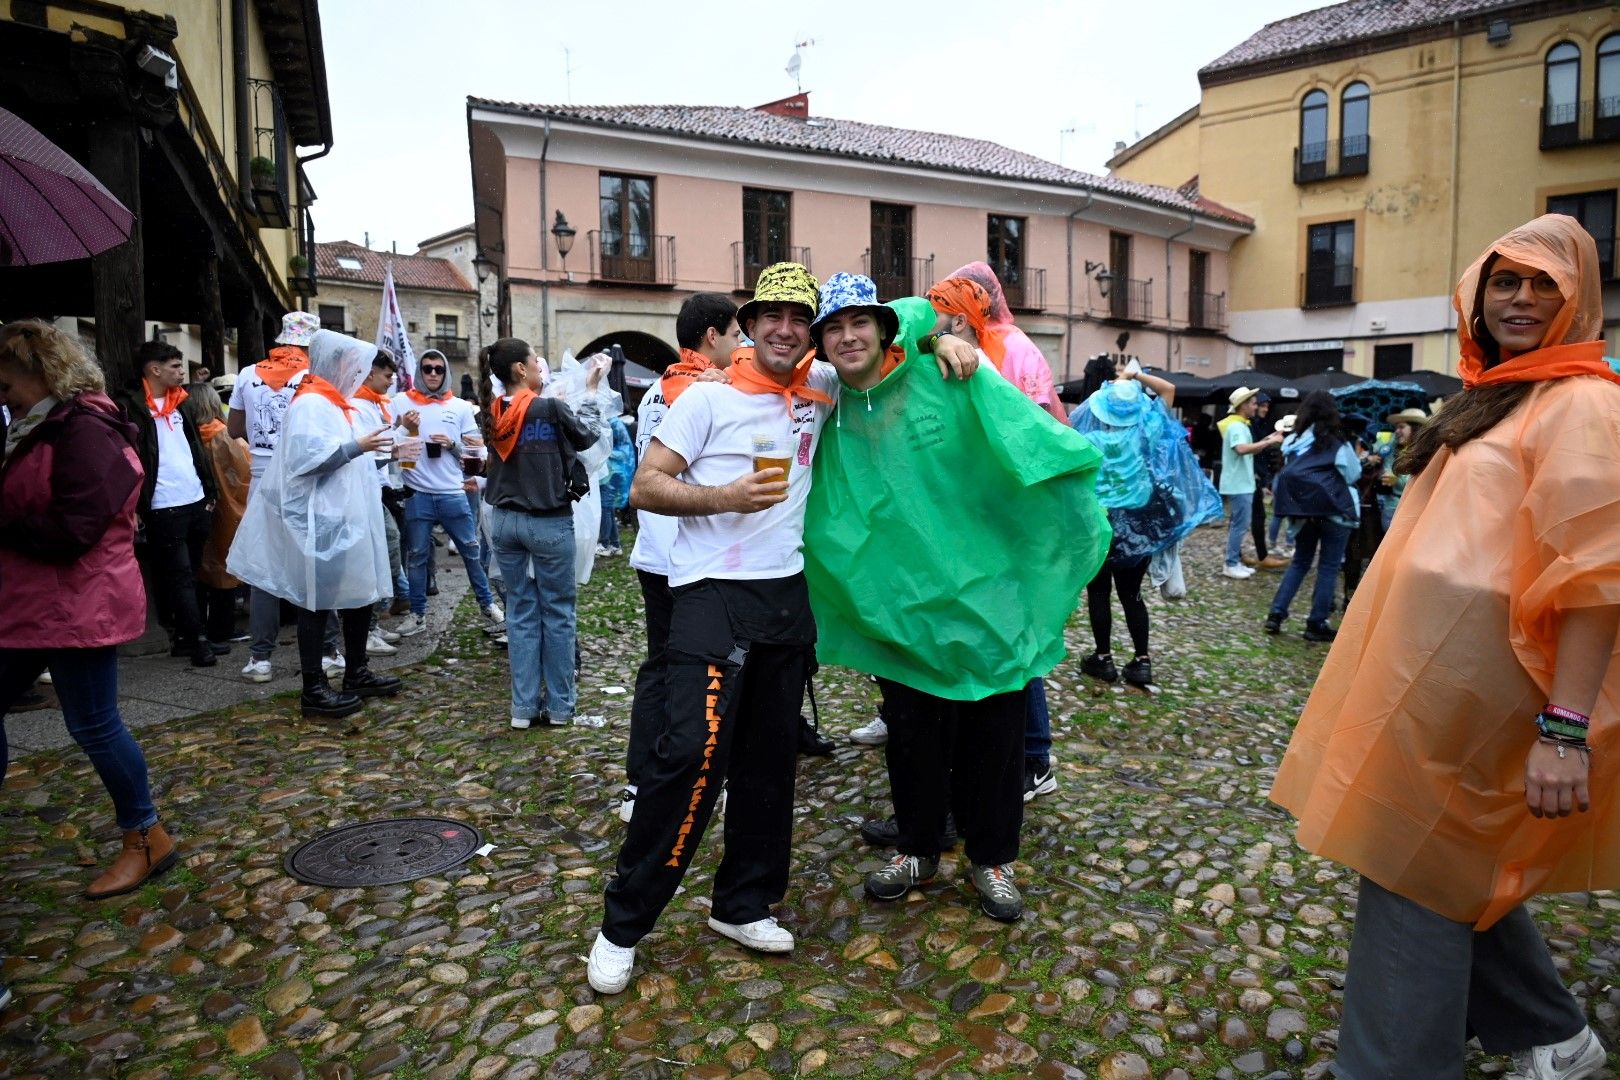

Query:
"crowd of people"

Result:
[[0, 213, 1614, 1077]]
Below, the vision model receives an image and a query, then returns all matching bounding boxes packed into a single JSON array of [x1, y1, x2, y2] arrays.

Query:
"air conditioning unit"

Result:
[[1368, 317, 1387, 332]]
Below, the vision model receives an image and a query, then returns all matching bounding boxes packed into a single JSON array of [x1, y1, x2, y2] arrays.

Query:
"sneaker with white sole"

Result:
[[481, 603, 505, 633], [366, 631, 398, 656], [1507, 1026, 1606, 1080], [865, 853, 939, 901], [969, 862, 1024, 922], [618, 784, 637, 824], [320, 654, 345, 676], [1221, 564, 1255, 580], [707, 915, 794, 953], [1023, 756, 1057, 802], [849, 717, 888, 746], [586, 931, 636, 994], [240, 659, 272, 684], [395, 614, 427, 638], [376, 625, 402, 644]]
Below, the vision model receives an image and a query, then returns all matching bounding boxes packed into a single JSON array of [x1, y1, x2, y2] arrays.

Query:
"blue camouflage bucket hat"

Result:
[[810, 273, 900, 351]]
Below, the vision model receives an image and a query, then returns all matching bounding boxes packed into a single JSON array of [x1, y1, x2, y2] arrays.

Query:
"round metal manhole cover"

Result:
[[283, 817, 483, 887]]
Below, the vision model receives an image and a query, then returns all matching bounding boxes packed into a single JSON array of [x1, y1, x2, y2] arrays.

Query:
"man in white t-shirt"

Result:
[[391, 349, 503, 637]]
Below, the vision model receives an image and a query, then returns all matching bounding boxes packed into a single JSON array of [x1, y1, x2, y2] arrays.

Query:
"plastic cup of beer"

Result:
[[752, 434, 791, 486]]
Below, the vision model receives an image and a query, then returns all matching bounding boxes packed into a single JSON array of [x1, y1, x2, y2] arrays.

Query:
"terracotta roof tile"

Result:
[[314, 242, 473, 293], [1202, 0, 1518, 76], [468, 98, 1255, 228]]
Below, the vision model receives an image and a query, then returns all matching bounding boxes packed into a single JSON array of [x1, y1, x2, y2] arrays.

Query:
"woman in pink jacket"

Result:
[[0, 321, 176, 902]]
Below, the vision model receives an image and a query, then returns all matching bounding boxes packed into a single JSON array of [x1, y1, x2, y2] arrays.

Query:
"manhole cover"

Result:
[[284, 817, 483, 887]]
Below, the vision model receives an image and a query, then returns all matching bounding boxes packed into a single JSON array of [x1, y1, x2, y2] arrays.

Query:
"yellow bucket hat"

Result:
[[737, 262, 819, 331]]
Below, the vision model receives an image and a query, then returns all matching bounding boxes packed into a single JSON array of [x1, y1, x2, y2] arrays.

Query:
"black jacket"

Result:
[[484, 395, 604, 516], [117, 382, 216, 514]]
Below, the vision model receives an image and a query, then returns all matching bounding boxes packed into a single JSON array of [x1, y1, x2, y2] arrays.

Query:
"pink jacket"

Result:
[[0, 393, 147, 649]]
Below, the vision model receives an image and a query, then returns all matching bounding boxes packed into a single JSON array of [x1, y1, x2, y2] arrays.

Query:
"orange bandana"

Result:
[[662, 348, 714, 406], [489, 389, 538, 461], [727, 347, 833, 413], [145, 379, 188, 428], [927, 277, 1007, 368], [1459, 340, 1619, 390], [355, 385, 393, 422], [294, 374, 356, 421], [406, 387, 452, 406], [254, 345, 309, 391], [197, 418, 226, 443]]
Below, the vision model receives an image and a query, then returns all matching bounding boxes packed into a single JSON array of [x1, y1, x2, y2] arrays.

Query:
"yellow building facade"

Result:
[[1112, 0, 1620, 377]]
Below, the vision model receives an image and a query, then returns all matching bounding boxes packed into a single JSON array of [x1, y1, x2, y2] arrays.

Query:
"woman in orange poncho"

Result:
[[179, 383, 251, 646], [1270, 215, 1618, 1078]]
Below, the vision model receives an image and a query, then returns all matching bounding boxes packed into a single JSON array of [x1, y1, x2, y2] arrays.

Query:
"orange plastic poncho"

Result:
[[1270, 214, 1620, 929], [196, 419, 251, 589]]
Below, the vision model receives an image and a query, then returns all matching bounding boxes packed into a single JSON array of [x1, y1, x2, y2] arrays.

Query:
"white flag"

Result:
[[375, 262, 418, 390]]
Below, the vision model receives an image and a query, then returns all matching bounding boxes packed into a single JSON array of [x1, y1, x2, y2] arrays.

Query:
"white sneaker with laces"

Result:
[[1222, 565, 1254, 580], [586, 931, 635, 994], [240, 659, 271, 683], [395, 614, 428, 638], [366, 631, 398, 656], [618, 784, 637, 824], [849, 717, 888, 746], [707, 915, 794, 953], [482, 603, 505, 632], [320, 654, 345, 676], [1507, 1026, 1606, 1080], [377, 625, 402, 644]]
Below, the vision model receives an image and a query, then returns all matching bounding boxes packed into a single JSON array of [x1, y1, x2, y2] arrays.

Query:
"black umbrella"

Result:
[[1292, 369, 1366, 392], [1202, 369, 1300, 403], [1399, 369, 1464, 397]]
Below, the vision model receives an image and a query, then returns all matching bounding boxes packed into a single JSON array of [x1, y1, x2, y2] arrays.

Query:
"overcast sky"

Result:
[[309, 0, 1316, 252]]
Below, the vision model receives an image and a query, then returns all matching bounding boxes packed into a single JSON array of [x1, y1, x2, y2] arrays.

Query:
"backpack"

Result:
[[1273, 433, 1356, 520]]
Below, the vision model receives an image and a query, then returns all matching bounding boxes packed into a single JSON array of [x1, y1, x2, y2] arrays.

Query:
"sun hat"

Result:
[[1386, 407, 1430, 425], [810, 273, 899, 350], [274, 311, 320, 347], [210, 374, 236, 396], [1228, 386, 1260, 410], [1276, 414, 1297, 434], [736, 262, 819, 331], [1086, 378, 1148, 427]]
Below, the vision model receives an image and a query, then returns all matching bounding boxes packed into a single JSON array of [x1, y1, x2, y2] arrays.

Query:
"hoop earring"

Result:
[[1471, 316, 1484, 338]]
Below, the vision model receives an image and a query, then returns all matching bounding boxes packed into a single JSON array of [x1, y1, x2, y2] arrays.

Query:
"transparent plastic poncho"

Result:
[[545, 351, 621, 585]]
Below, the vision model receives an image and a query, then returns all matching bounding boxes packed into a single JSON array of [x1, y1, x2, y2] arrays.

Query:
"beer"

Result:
[[399, 418, 420, 470], [753, 455, 792, 478], [751, 434, 790, 486]]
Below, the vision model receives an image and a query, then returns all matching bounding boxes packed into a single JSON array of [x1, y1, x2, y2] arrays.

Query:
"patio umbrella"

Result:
[[0, 106, 134, 266], [1292, 369, 1366, 392], [1203, 368, 1300, 399], [1399, 369, 1464, 398], [1330, 379, 1429, 420]]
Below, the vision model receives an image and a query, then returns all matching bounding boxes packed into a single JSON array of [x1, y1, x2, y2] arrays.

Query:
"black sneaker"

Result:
[[1080, 652, 1119, 682], [1264, 613, 1284, 635], [859, 813, 958, 849], [968, 862, 1024, 922], [1303, 622, 1338, 643], [343, 668, 403, 698], [1023, 757, 1056, 802], [1121, 657, 1153, 689], [865, 853, 939, 901], [797, 715, 836, 757]]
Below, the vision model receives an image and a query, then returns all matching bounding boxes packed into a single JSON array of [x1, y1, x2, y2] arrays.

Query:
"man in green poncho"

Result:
[[803, 273, 1111, 922]]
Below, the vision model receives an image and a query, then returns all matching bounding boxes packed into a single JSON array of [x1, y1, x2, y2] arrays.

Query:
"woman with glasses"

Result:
[[1272, 215, 1618, 1079]]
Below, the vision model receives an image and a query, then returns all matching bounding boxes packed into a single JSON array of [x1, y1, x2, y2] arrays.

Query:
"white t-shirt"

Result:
[[150, 407, 205, 510], [628, 381, 676, 576], [652, 362, 838, 588], [229, 368, 307, 480], [351, 395, 402, 490], [390, 392, 478, 495]]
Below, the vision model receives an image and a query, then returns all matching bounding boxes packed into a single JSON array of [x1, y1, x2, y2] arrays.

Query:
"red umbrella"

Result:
[[0, 106, 134, 266]]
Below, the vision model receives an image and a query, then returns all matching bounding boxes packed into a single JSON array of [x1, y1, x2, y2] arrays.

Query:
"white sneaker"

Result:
[[320, 654, 345, 676], [849, 717, 888, 746], [1222, 565, 1254, 579], [707, 915, 794, 954], [511, 715, 531, 730], [395, 614, 428, 638], [376, 626, 402, 644], [618, 784, 637, 824], [1507, 1026, 1606, 1080], [482, 603, 505, 632], [586, 931, 635, 994], [594, 544, 613, 557], [366, 631, 398, 656], [240, 659, 271, 683]]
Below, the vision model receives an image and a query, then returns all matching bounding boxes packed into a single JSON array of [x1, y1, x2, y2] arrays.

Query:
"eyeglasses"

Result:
[[1484, 272, 1561, 300]]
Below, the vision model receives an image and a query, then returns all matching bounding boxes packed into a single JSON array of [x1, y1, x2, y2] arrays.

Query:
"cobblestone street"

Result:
[[2, 524, 1616, 1080]]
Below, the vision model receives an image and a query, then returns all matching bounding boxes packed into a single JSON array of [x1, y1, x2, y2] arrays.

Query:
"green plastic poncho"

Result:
[[803, 297, 1111, 701]]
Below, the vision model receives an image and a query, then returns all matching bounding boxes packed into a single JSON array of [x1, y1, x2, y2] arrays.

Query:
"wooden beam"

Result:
[[87, 112, 143, 390]]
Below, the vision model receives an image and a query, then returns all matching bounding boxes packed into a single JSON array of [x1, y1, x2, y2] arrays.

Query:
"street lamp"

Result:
[[1084, 259, 1114, 299], [471, 252, 496, 353], [551, 210, 576, 281]]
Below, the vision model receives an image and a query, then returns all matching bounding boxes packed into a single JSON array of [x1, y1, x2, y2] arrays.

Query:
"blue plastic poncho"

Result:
[[605, 416, 634, 509]]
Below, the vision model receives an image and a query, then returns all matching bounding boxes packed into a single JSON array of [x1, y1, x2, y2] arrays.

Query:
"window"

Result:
[[1598, 35, 1620, 139], [434, 313, 459, 337], [336, 256, 363, 271], [1298, 89, 1329, 179], [1304, 221, 1356, 307], [1547, 189, 1617, 280], [1340, 82, 1370, 172], [741, 188, 791, 289], [1187, 249, 1217, 329], [987, 215, 1026, 307], [317, 304, 345, 332], [1374, 343, 1413, 380], [1544, 42, 1582, 143], [869, 203, 913, 299], [1108, 232, 1149, 321], [598, 172, 654, 281]]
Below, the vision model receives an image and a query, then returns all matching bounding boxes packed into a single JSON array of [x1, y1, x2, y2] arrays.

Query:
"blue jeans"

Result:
[[490, 508, 577, 721], [405, 492, 495, 614], [0, 647, 157, 831], [1023, 678, 1050, 764], [1268, 518, 1351, 626], [1223, 492, 1254, 567], [599, 499, 620, 549], [464, 490, 493, 580]]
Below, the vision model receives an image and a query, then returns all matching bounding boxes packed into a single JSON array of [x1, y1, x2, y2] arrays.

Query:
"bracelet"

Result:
[[922, 330, 954, 354], [1539, 736, 1593, 760], [1544, 703, 1591, 726], [1536, 710, 1590, 742]]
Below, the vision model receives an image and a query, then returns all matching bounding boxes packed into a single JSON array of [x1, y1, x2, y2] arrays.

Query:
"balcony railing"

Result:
[[1541, 99, 1620, 149], [1187, 289, 1226, 331], [290, 205, 317, 298], [1294, 136, 1371, 183], [423, 335, 469, 361], [999, 266, 1046, 312], [861, 251, 934, 300], [1302, 266, 1357, 309], [731, 242, 811, 292], [1109, 277, 1154, 322], [587, 231, 676, 287]]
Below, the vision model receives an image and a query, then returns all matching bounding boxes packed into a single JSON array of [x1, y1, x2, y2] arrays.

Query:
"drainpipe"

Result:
[[231, 0, 250, 203], [1164, 209, 1197, 369], [1445, 18, 1464, 366], [539, 118, 552, 362], [1064, 184, 1096, 381]]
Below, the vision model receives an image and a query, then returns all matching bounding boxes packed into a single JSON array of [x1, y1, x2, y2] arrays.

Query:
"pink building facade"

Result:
[[468, 95, 1254, 382]]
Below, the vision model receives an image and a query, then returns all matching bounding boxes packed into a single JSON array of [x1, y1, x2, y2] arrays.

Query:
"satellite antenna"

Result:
[[786, 38, 814, 93]]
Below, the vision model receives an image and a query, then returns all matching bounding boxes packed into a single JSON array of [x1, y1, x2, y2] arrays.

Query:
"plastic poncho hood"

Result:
[[804, 296, 1111, 701], [226, 330, 390, 611]]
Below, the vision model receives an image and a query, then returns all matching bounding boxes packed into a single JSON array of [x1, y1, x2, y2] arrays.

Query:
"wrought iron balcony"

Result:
[[999, 266, 1046, 312], [1109, 277, 1154, 323], [587, 231, 676, 287], [1294, 136, 1371, 184], [861, 251, 934, 300], [1301, 266, 1357, 309], [1187, 289, 1226, 331], [1540, 99, 1620, 149], [731, 242, 811, 292]]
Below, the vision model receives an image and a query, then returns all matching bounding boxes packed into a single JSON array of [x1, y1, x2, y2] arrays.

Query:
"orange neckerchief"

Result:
[[145, 379, 188, 428], [355, 385, 392, 423], [927, 278, 1007, 368], [489, 389, 538, 461], [406, 384, 452, 406], [294, 374, 356, 421], [662, 348, 714, 406], [727, 347, 832, 413], [197, 418, 226, 443], [1459, 340, 1620, 390], [254, 345, 309, 392], [876, 344, 905, 383]]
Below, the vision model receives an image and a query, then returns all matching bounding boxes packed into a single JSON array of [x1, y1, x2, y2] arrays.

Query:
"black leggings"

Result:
[[296, 607, 370, 677], [1086, 556, 1150, 658]]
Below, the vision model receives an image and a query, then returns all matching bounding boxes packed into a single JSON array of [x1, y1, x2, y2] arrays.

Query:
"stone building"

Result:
[[312, 242, 478, 387]]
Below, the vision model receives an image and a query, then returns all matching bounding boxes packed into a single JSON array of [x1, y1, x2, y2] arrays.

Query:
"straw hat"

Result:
[[1386, 407, 1430, 426], [1228, 386, 1260, 410]]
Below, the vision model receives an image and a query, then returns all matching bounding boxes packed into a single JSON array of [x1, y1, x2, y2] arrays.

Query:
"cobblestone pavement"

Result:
[[2, 524, 1616, 1079]]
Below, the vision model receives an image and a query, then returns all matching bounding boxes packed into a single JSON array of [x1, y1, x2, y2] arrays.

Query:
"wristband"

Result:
[[1535, 711, 1589, 742], [1543, 703, 1590, 726], [922, 330, 953, 355]]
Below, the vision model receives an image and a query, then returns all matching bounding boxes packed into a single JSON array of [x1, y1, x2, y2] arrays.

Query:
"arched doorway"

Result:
[[575, 330, 679, 413]]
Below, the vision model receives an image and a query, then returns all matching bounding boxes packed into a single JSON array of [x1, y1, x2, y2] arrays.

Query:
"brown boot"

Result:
[[85, 822, 177, 900]]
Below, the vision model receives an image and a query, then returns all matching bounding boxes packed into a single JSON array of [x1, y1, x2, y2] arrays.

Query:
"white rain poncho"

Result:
[[545, 352, 620, 586], [227, 330, 390, 611]]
